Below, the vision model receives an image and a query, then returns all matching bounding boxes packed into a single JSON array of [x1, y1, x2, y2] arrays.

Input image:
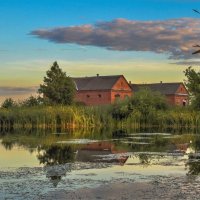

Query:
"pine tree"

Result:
[[38, 61, 76, 105]]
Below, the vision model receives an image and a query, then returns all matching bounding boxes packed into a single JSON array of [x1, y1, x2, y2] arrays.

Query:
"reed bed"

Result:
[[0, 105, 111, 132], [1, 105, 200, 132], [123, 109, 200, 131]]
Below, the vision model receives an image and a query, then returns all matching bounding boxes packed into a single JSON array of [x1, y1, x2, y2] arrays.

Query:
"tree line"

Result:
[[1, 61, 200, 110], [1, 61, 200, 127]]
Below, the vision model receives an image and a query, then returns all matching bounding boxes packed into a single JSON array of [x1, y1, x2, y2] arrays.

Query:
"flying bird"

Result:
[[193, 9, 200, 14], [193, 45, 200, 48], [192, 49, 200, 55]]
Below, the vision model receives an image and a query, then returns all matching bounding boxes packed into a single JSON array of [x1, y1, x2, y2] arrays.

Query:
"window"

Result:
[[98, 94, 102, 98], [86, 94, 90, 98], [183, 99, 187, 106], [115, 94, 120, 98]]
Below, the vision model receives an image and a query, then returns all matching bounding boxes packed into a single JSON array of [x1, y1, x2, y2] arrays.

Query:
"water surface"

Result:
[[1, 128, 200, 199]]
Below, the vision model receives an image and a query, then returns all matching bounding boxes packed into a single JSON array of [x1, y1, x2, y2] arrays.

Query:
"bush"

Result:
[[1, 98, 17, 109], [130, 88, 168, 114], [21, 96, 43, 107]]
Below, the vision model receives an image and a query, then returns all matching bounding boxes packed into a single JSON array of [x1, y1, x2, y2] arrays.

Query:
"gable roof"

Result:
[[131, 82, 188, 95], [73, 75, 123, 90]]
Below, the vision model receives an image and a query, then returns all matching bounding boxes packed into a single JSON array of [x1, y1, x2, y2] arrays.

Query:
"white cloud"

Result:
[[31, 18, 200, 60]]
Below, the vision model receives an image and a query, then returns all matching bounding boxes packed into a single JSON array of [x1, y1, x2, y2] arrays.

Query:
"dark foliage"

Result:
[[184, 66, 200, 109], [38, 61, 76, 105], [1, 98, 17, 109]]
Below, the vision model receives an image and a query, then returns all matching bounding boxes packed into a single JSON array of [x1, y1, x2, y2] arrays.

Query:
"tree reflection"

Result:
[[112, 129, 128, 137], [1, 140, 14, 150], [186, 153, 200, 176], [37, 144, 75, 166], [193, 138, 200, 152], [138, 153, 151, 166], [185, 137, 200, 177], [49, 175, 62, 187], [37, 144, 76, 187], [186, 161, 200, 176]]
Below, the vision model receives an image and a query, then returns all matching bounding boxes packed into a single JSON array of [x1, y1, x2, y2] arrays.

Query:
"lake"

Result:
[[1, 128, 200, 199]]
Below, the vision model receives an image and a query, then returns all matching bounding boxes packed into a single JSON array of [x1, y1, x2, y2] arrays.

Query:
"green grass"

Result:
[[1, 104, 200, 132], [0, 105, 112, 131]]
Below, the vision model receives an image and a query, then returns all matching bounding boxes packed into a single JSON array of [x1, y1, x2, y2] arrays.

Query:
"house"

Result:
[[72, 74, 189, 106], [72, 74, 132, 106], [131, 82, 189, 106]]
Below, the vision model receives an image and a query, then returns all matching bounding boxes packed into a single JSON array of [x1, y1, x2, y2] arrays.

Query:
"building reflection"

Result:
[[76, 141, 128, 165], [37, 141, 128, 187]]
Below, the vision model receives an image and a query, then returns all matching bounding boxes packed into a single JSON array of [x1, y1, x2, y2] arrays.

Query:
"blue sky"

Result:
[[0, 0, 200, 102]]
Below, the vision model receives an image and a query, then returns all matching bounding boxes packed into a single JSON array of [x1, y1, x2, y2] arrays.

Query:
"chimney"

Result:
[[96, 74, 99, 77], [129, 81, 132, 84], [160, 81, 163, 84]]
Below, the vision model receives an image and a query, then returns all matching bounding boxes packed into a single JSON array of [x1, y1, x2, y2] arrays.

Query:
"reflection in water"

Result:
[[1, 128, 200, 188], [49, 175, 62, 187], [112, 129, 128, 137], [37, 145, 75, 166], [138, 154, 151, 166], [76, 141, 128, 165], [1, 140, 14, 150], [38, 141, 130, 187], [37, 145, 75, 187], [186, 153, 200, 177]]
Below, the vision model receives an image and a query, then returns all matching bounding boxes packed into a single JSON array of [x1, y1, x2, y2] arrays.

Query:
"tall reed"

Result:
[[1, 104, 200, 132], [0, 105, 112, 131]]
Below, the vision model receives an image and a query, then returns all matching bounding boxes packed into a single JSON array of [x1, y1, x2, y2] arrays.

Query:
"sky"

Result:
[[0, 0, 200, 102]]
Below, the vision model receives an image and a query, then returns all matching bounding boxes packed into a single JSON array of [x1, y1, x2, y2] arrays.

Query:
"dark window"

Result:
[[98, 94, 102, 98], [183, 99, 186, 106], [87, 95, 90, 98], [115, 94, 120, 98]]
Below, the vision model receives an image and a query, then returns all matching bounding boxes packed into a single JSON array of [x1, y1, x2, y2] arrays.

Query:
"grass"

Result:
[[0, 105, 112, 131], [1, 104, 200, 132]]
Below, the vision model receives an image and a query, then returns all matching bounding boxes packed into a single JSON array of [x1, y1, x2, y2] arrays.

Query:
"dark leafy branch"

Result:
[[193, 9, 200, 54]]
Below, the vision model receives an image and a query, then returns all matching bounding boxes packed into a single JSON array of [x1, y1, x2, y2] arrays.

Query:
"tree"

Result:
[[184, 66, 200, 109], [38, 61, 76, 105], [110, 88, 168, 121], [1, 98, 17, 109], [129, 88, 168, 115], [21, 96, 42, 107], [111, 98, 132, 120]]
